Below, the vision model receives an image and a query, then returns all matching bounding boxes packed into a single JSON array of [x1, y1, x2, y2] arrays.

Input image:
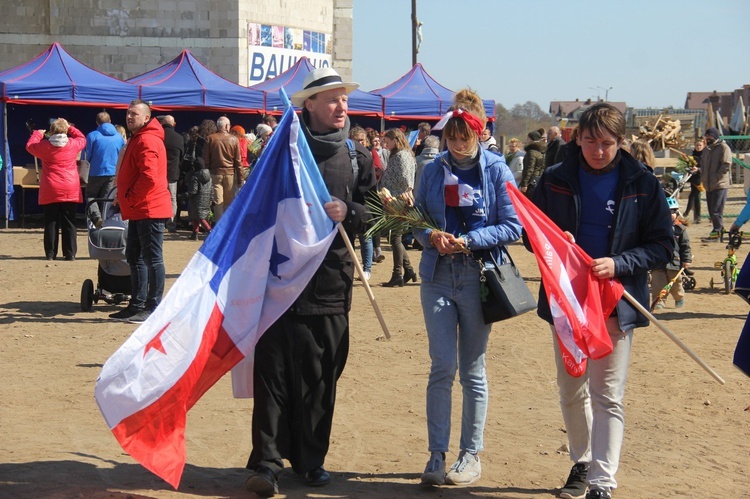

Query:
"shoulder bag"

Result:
[[478, 248, 537, 324]]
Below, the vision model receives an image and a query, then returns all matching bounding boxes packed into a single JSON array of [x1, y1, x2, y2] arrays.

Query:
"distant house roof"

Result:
[[684, 90, 732, 111], [549, 99, 627, 120]]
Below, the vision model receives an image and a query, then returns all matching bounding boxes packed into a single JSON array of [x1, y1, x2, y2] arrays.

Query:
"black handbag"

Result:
[[478, 249, 537, 324]]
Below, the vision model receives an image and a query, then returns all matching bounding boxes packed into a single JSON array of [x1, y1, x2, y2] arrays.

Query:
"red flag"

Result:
[[506, 182, 623, 376]]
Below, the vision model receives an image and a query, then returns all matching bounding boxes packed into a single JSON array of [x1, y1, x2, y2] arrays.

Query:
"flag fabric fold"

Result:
[[506, 182, 622, 376], [94, 99, 336, 489]]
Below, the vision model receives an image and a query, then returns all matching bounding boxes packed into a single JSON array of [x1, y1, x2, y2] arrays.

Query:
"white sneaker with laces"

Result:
[[445, 450, 481, 485], [363, 270, 371, 281], [420, 452, 445, 486]]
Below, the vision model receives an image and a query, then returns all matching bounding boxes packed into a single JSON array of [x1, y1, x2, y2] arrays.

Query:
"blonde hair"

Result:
[[49, 118, 70, 135], [630, 140, 655, 168]]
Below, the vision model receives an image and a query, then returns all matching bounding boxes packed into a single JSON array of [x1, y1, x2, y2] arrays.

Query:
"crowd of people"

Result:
[[21, 67, 740, 499]]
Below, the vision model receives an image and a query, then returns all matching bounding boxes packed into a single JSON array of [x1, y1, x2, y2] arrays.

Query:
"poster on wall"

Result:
[[248, 22, 332, 84]]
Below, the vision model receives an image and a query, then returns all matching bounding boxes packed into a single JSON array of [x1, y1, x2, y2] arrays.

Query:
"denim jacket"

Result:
[[413, 149, 522, 282]]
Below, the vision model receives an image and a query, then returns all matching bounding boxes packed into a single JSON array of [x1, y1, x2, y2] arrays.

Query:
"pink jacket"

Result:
[[26, 126, 86, 205]]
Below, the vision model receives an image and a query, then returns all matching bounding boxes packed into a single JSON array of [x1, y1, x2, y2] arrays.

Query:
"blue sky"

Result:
[[352, 0, 749, 110]]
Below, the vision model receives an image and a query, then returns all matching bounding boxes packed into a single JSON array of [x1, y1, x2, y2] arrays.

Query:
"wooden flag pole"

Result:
[[622, 290, 724, 384], [337, 224, 391, 339]]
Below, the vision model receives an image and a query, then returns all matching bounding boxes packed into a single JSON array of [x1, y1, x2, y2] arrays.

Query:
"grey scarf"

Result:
[[300, 109, 351, 157]]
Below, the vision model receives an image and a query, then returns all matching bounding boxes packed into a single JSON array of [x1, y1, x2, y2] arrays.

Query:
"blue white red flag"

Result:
[[94, 93, 336, 489], [506, 182, 622, 377], [443, 165, 475, 207]]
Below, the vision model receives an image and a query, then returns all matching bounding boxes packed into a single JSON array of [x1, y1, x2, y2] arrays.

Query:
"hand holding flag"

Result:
[[94, 91, 337, 488], [506, 182, 622, 376]]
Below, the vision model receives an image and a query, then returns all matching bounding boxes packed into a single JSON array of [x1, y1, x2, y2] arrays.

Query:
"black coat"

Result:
[[288, 138, 375, 315], [163, 124, 184, 183], [545, 136, 565, 167]]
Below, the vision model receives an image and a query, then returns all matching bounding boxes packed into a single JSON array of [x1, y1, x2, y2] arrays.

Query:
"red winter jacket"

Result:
[[117, 118, 172, 221], [26, 126, 86, 205]]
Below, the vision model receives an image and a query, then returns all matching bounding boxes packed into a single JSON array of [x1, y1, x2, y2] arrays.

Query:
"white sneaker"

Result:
[[445, 450, 481, 485], [363, 270, 371, 281], [420, 452, 445, 486]]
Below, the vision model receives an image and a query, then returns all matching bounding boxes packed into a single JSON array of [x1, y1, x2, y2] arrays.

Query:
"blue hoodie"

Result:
[[85, 123, 125, 177]]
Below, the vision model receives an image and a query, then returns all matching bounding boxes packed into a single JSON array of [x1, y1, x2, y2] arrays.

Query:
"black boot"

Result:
[[403, 268, 418, 283], [382, 272, 404, 287]]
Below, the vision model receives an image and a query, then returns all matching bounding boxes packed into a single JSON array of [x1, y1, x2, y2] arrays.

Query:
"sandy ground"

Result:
[[1, 188, 750, 498]]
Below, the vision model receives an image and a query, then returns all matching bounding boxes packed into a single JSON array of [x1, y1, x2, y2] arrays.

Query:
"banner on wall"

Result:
[[248, 22, 332, 84]]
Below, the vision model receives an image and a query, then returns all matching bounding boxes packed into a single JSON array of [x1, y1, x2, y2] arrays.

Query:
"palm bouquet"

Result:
[[364, 188, 470, 254], [365, 188, 439, 240]]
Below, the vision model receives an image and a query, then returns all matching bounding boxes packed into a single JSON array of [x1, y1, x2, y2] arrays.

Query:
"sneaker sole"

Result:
[[559, 490, 587, 499], [445, 473, 481, 486]]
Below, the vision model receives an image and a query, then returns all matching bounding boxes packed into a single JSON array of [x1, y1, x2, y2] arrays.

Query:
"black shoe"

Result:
[[109, 306, 139, 321], [190, 231, 198, 241], [403, 268, 418, 283], [373, 249, 385, 263], [63, 255, 75, 261], [305, 467, 331, 487], [128, 310, 152, 324], [559, 462, 588, 499], [382, 272, 404, 287], [245, 466, 278, 497], [586, 487, 612, 499]]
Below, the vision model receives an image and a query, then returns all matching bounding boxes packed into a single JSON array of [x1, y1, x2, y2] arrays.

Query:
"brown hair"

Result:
[[383, 128, 411, 153], [578, 103, 625, 141], [442, 88, 486, 151]]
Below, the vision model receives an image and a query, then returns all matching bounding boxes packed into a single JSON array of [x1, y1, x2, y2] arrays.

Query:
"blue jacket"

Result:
[[413, 149, 522, 281], [528, 150, 674, 331], [85, 123, 125, 177]]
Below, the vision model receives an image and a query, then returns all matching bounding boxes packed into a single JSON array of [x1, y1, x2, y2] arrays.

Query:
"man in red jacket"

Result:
[[110, 100, 173, 323]]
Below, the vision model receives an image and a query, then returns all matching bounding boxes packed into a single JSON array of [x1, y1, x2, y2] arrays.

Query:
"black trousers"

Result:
[[43, 202, 77, 259], [248, 313, 349, 475]]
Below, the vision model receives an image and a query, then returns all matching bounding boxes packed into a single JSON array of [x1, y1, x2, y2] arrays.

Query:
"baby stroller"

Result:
[[80, 190, 131, 311]]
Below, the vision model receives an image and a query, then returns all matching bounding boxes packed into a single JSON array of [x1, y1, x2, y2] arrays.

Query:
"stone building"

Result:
[[0, 0, 353, 83]]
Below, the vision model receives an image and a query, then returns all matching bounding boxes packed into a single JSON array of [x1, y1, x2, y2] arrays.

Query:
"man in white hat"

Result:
[[245, 67, 375, 497]]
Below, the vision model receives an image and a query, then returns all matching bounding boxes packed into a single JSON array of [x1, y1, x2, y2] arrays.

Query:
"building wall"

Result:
[[0, 0, 352, 84]]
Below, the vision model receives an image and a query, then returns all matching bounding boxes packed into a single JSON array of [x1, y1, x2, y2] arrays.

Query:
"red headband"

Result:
[[450, 108, 485, 137]]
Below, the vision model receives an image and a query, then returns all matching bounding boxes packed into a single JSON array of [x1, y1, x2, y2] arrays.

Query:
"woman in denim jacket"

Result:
[[412, 89, 521, 487]]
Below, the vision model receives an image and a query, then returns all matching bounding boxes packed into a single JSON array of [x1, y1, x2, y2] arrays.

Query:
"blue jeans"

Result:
[[358, 233, 373, 272], [421, 254, 491, 454], [126, 219, 167, 311]]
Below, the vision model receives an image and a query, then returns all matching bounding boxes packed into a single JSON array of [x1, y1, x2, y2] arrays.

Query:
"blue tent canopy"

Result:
[[0, 43, 139, 222], [371, 64, 495, 121], [127, 50, 264, 112], [251, 57, 383, 117], [0, 42, 139, 105]]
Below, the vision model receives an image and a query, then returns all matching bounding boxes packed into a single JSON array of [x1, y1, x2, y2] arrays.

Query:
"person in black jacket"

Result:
[[528, 103, 673, 499], [544, 125, 565, 168], [159, 115, 184, 232], [245, 67, 375, 498]]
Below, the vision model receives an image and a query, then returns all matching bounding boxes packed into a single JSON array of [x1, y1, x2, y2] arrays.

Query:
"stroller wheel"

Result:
[[81, 279, 95, 312], [683, 276, 696, 291]]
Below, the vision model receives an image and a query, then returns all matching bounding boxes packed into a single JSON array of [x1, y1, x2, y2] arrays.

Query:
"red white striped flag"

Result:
[[506, 182, 622, 376]]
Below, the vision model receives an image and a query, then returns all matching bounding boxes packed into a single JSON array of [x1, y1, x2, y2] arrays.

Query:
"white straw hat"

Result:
[[290, 67, 359, 107]]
